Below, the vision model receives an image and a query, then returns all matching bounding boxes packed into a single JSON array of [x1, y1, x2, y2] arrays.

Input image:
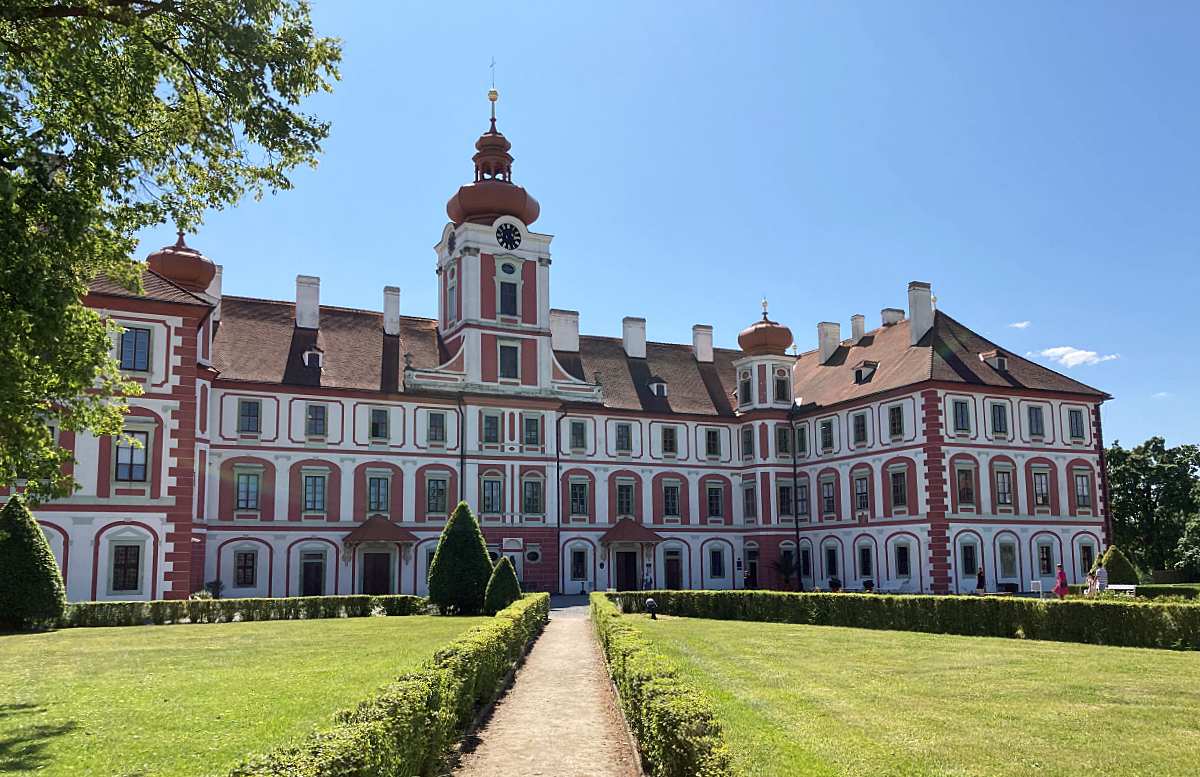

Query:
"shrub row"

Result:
[[62, 594, 426, 628], [229, 593, 550, 777], [1134, 584, 1200, 601], [610, 590, 1200, 651], [590, 593, 735, 777]]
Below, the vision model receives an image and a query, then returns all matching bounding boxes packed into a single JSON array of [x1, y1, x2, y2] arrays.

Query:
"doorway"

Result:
[[615, 551, 639, 591], [301, 551, 325, 596], [362, 552, 391, 595], [665, 550, 683, 589], [746, 547, 759, 589]]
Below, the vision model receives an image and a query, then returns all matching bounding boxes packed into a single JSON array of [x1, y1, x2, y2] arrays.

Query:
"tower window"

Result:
[[499, 343, 520, 380], [498, 264, 518, 317]]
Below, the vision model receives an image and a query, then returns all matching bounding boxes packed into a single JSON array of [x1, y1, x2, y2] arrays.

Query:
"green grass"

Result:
[[630, 616, 1200, 777], [0, 615, 485, 776]]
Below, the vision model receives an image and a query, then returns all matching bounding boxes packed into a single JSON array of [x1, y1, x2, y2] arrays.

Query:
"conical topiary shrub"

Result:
[[0, 496, 67, 630], [427, 501, 493, 615], [1099, 545, 1141, 585], [483, 555, 522, 615]]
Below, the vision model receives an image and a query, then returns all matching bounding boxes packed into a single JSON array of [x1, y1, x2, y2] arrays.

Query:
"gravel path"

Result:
[[452, 597, 642, 777]]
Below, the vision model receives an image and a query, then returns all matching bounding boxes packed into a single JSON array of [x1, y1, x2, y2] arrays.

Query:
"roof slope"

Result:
[[90, 268, 211, 306]]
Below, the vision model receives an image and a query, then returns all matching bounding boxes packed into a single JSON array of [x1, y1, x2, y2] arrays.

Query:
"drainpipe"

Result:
[[790, 401, 803, 592], [457, 393, 467, 508], [555, 407, 566, 595]]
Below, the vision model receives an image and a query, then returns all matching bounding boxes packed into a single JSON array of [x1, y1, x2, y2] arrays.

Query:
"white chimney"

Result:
[[849, 314, 865, 345], [622, 316, 647, 359], [881, 308, 904, 327], [818, 322, 841, 365], [692, 324, 713, 363], [205, 265, 223, 322], [550, 309, 580, 352], [296, 275, 320, 329], [383, 286, 401, 336], [908, 281, 933, 345]]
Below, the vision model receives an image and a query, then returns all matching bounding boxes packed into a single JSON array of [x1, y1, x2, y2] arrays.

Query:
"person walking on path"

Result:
[[1053, 563, 1069, 599], [976, 566, 986, 594], [1096, 561, 1108, 591]]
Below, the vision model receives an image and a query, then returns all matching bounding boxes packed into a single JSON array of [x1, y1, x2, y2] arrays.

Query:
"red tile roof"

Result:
[[599, 518, 664, 544], [90, 268, 212, 306]]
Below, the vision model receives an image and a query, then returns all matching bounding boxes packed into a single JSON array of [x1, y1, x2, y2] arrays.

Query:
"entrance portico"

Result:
[[599, 518, 663, 591]]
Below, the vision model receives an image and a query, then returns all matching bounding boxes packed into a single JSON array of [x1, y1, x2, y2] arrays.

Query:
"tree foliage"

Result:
[[483, 555, 522, 615], [1106, 437, 1200, 572], [1098, 545, 1141, 585], [0, 495, 67, 629], [0, 1, 340, 500], [427, 501, 493, 615]]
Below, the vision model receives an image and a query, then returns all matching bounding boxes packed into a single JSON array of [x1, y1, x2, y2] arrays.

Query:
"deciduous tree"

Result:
[[1106, 438, 1200, 572]]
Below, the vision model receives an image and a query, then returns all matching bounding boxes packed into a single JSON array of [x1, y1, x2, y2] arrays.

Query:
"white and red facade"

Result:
[[32, 100, 1111, 601]]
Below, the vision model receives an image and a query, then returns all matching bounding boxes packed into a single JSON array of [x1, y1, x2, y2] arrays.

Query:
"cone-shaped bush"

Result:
[[1100, 545, 1141, 585], [427, 501, 492, 615], [0, 496, 67, 630], [484, 556, 522, 615]]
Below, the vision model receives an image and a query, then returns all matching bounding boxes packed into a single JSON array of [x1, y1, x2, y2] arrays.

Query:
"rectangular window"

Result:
[[368, 476, 389, 513], [800, 547, 812, 578], [854, 476, 869, 511], [111, 544, 141, 592], [705, 429, 721, 458], [859, 546, 874, 578], [852, 413, 868, 445], [571, 549, 587, 580], [778, 484, 793, 517], [774, 375, 790, 403], [305, 404, 327, 438], [238, 399, 261, 434], [821, 480, 836, 515], [303, 474, 326, 512], [888, 405, 904, 438], [741, 426, 754, 459], [370, 408, 389, 440], [1080, 545, 1095, 576], [1075, 473, 1092, 508], [739, 375, 752, 406], [1028, 405, 1046, 437], [797, 483, 809, 516], [523, 415, 541, 446], [617, 482, 634, 515], [895, 544, 911, 578], [796, 426, 808, 455], [236, 472, 260, 511], [824, 546, 839, 579], [523, 479, 544, 514], [499, 343, 520, 380], [235, 550, 257, 587], [615, 422, 632, 453], [661, 426, 678, 455], [996, 470, 1014, 506], [1038, 544, 1053, 576], [426, 477, 448, 514], [709, 548, 726, 578], [427, 411, 446, 444], [956, 468, 975, 507], [119, 327, 151, 371], [890, 470, 908, 509], [952, 399, 971, 434], [820, 420, 834, 452], [115, 430, 149, 482], [570, 420, 586, 451], [499, 280, 518, 316], [991, 403, 1009, 437], [961, 543, 978, 576], [707, 486, 723, 517], [776, 425, 792, 456], [482, 478, 503, 513], [663, 483, 680, 517], [482, 413, 501, 444], [1000, 542, 1018, 578], [569, 481, 589, 515], [1069, 408, 1086, 440], [1034, 471, 1051, 508], [742, 486, 757, 520], [447, 279, 458, 322]]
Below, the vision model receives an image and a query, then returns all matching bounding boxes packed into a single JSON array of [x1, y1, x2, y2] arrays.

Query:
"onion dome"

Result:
[[446, 89, 540, 227], [146, 231, 215, 292], [738, 299, 794, 356]]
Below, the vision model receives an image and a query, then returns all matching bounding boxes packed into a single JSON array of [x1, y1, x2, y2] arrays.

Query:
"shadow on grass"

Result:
[[0, 703, 77, 774]]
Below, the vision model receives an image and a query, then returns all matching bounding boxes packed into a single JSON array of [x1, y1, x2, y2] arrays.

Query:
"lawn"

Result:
[[0, 615, 486, 776], [630, 616, 1200, 777]]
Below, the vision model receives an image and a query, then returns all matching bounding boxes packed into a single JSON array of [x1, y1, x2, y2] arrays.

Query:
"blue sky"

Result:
[[136, 2, 1200, 447]]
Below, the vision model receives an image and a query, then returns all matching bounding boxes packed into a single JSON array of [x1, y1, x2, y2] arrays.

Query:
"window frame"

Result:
[[742, 484, 757, 522], [118, 327, 152, 372], [302, 472, 327, 514], [741, 426, 755, 460], [615, 422, 633, 454], [569, 420, 587, 452], [522, 476, 545, 516], [237, 398, 262, 435], [709, 547, 726, 578], [1033, 469, 1052, 510], [369, 407, 390, 441], [235, 470, 261, 511], [705, 428, 721, 459], [706, 483, 724, 521], [367, 473, 390, 514], [952, 399, 971, 434], [887, 404, 904, 440], [569, 479, 590, 518], [1068, 408, 1087, 441], [114, 429, 150, 483], [852, 412, 868, 446], [819, 419, 834, 452], [661, 425, 678, 457], [820, 478, 836, 517], [426, 475, 449, 515], [427, 411, 447, 445], [109, 541, 144, 594], [955, 465, 976, 509], [616, 480, 635, 516], [889, 468, 908, 512], [481, 412, 502, 446], [234, 549, 257, 588], [523, 414, 541, 448], [481, 474, 504, 515], [662, 481, 681, 519], [305, 403, 328, 439], [498, 341, 521, 381], [854, 474, 869, 512], [1028, 404, 1046, 438], [895, 543, 912, 579]]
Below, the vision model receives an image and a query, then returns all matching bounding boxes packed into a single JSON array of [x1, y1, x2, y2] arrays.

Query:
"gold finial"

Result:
[[761, 297, 769, 320], [488, 58, 498, 123]]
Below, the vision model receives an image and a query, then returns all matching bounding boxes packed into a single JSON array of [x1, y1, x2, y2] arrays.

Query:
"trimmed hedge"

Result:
[[608, 590, 1200, 651], [590, 593, 735, 777], [0, 495, 67, 629], [1132, 584, 1200, 601], [229, 592, 549, 777], [428, 501, 493, 615], [62, 594, 426, 628], [483, 555, 522, 615]]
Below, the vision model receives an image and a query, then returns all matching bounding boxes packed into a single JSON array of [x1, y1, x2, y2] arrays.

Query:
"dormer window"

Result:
[[304, 347, 323, 369], [980, 349, 1009, 371], [739, 371, 752, 406], [853, 360, 878, 384], [773, 369, 790, 403], [648, 376, 668, 397]]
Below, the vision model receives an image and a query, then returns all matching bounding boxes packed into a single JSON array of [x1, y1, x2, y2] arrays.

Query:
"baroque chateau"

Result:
[[36, 92, 1111, 601]]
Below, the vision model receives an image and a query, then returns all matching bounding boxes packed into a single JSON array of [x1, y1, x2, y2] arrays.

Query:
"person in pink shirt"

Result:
[[1053, 563, 1069, 599]]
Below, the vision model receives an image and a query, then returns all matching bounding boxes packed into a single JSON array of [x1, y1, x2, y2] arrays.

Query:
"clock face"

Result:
[[496, 223, 522, 251]]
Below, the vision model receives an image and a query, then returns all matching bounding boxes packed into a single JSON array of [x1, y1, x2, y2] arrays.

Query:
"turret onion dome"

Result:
[[146, 231, 215, 292], [738, 299, 794, 356], [446, 89, 540, 227]]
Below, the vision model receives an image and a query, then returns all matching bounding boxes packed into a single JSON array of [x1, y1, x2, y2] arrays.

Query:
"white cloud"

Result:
[[1151, 391, 1172, 400], [1007, 320, 1032, 329], [1033, 346, 1120, 368]]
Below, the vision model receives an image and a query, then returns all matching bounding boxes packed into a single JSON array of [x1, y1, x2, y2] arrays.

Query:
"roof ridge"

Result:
[[222, 294, 436, 323]]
